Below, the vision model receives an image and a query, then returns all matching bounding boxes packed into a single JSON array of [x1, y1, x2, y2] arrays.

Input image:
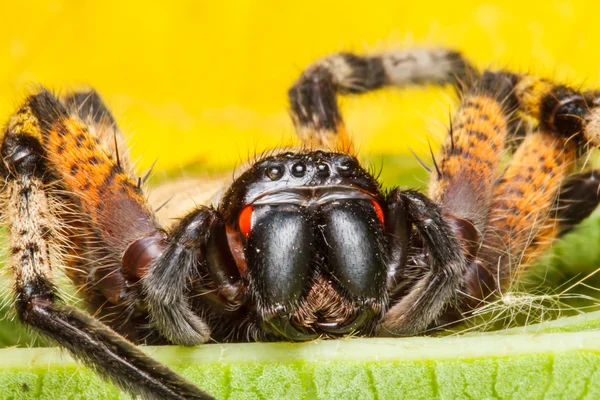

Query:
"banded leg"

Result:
[[510, 77, 600, 236], [516, 169, 600, 268], [27, 90, 160, 252], [1, 91, 213, 399], [289, 48, 476, 150]]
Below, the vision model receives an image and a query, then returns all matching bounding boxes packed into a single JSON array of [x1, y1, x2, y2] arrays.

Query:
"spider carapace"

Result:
[[2, 48, 600, 399]]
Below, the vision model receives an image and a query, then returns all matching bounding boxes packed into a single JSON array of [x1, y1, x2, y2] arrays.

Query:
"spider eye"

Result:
[[337, 157, 357, 176], [371, 200, 384, 225], [238, 205, 254, 237], [291, 162, 306, 177], [316, 162, 330, 177], [266, 165, 284, 180]]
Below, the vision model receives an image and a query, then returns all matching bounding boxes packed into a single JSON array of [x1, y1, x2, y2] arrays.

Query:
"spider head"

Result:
[[218, 151, 391, 340]]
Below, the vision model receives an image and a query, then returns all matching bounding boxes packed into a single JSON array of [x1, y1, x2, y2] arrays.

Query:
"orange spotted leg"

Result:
[[1, 91, 213, 400], [468, 74, 600, 296], [470, 130, 576, 301], [445, 73, 600, 311], [429, 71, 519, 233], [45, 89, 151, 339]]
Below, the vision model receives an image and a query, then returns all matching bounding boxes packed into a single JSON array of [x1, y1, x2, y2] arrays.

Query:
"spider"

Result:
[[2, 47, 600, 399]]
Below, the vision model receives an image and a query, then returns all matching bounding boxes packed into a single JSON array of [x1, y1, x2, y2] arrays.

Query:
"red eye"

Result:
[[371, 200, 384, 225], [238, 205, 254, 237]]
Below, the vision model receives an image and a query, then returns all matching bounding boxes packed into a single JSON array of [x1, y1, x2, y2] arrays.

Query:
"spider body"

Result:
[[2, 49, 600, 399], [215, 150, 389, 341]]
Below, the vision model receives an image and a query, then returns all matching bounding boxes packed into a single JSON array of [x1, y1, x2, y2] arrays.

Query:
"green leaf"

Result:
[[2, 312, 600, 399]]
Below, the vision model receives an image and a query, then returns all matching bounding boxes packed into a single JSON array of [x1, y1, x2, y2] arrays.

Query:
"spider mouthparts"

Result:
[[315, 307, 374, 334], [265, 314, 317, 341]]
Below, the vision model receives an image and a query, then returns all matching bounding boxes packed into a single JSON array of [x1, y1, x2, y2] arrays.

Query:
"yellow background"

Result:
[[1, 0, 599, 172]]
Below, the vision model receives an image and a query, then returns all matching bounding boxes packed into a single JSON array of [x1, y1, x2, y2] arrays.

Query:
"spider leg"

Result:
[[454, 73, 600, 305], [62, 88, 135, 174], [429, 71, 518, 232], [143, 206, 241, 346], [474, 129, 576, 294], [515, 168, 600, 268], [421, 70, 600, 324], [376, 71, 513, 335], [556, 169, 600, 235], [1, 91, 214, 399], [26, 90, 160, 252], [379, 189, 467, 335], [53, 89, 222, 345], [49, 89, 145, 338], [288, 48, 476, 150]]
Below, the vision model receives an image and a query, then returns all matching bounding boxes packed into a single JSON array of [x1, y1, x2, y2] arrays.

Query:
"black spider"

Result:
[[2, 48, 600, 399]]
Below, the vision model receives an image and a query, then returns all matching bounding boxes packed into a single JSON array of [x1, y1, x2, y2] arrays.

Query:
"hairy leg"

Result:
[[379, 190, 467, 336], [1, 91, 213, 399], [53, 89, 150, 337], [475, 130, 576, 293], [429, 71, 519, 233], [143, 207, 221, 346], [455, 72, 599, 306], [289, 48, 476, 150], [426, 70, 600, 324], [62, 88, 135, 175], [556, 170, 600, 235]]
